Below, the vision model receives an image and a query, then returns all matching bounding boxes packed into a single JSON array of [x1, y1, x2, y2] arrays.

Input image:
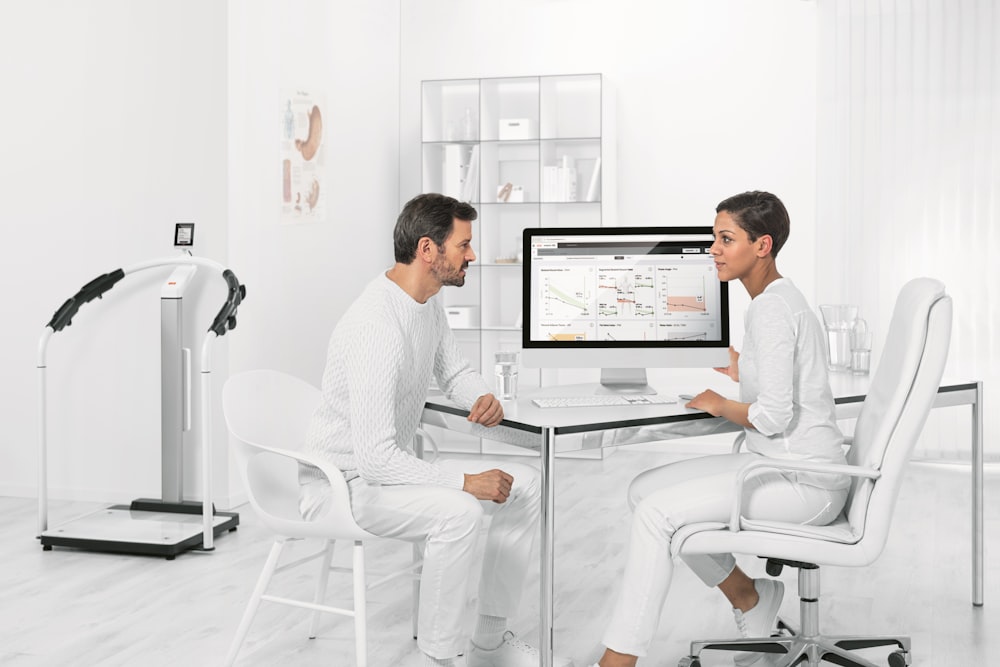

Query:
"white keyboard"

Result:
[[531, 394, 677, 409]]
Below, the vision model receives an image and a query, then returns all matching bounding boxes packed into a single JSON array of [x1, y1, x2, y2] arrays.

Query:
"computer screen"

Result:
[[521, 226, 730, 394]]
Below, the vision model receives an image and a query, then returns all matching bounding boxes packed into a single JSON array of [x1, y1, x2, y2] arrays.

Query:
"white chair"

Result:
[[674, 277, 952, 667], [221, 369, 422, 667]]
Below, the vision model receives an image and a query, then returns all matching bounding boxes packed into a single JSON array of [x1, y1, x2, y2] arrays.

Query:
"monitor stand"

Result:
[[595, 368, 655, 395]]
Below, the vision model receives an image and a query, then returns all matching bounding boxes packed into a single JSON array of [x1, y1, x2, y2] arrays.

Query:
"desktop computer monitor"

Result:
[[521, 226, 730, 394]]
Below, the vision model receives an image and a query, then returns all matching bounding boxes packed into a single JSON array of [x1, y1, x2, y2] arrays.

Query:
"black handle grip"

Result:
[[46, 269, 125, 332], [209, 269, 246, 337]]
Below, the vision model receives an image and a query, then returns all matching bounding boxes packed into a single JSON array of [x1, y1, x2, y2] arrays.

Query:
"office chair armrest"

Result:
[[415, 428, 440, 463], [240, 438, 351, 490], [734, 432, 853, 454], [729, 458, 880, 531]]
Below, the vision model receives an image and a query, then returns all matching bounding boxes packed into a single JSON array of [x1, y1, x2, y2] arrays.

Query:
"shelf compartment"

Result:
[[540, 74, 602, 139], [477, 203, 535, 265], [422, 79, 480, 143], [478, 265, 522, 330], [480, 141, 540, 204], [481, 77, 539, 142], [539, 201, 602, 227], [540, 138, 601, 203], [422, 143, 479, 203]]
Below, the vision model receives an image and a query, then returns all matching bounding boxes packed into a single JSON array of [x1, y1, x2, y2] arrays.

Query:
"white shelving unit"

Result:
[[421, 74, 616, 455]]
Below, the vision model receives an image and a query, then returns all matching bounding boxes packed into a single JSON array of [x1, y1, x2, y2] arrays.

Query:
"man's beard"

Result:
[[432, 256, 468, 287]]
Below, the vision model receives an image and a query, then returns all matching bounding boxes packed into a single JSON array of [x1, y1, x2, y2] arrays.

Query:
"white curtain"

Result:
[[816, 0, 999, 460]]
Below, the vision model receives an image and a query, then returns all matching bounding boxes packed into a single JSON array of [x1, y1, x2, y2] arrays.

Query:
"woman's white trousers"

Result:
[[603, 453, 847, 657]]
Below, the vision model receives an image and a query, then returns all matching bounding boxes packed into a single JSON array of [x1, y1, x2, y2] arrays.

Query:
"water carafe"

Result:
[[819, 304, 859, 372]]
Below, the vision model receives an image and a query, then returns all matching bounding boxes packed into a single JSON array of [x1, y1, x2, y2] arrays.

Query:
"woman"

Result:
[[591, 191, 850, 667]]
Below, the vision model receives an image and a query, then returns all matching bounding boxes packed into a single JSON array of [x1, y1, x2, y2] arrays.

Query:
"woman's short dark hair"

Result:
[[715, 191, 790, 258], [393, 193, 478, 264]]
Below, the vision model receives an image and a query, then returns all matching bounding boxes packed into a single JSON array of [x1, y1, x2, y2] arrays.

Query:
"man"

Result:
[[300, 193, 572, 667]]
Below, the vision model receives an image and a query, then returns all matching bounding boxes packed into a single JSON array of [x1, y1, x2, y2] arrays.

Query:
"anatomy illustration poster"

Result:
[[281, 90, 326, 224]]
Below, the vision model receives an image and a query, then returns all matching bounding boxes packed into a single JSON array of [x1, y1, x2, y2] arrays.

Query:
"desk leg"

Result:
[[540, 426, 555, 667], [973, 381, 984, 607], [414, 430, 426, 637]]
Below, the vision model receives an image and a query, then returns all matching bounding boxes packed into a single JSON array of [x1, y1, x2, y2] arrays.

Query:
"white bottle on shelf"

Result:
[[557, 155, 577, 202], [542, 165, 559, 201]]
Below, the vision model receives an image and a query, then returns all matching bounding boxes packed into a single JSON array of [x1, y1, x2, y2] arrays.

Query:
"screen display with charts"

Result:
[[521, 226, 729, 369]]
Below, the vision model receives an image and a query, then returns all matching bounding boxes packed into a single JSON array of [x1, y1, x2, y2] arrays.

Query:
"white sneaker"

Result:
[[467, 631, 574, 667], [732, 578, 784, 667]]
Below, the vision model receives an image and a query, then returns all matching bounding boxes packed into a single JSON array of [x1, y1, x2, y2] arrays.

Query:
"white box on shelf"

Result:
[[445, 305, 479, 329], [498, 118, 534, 140]]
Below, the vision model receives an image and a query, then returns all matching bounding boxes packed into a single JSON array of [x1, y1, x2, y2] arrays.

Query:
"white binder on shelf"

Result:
[[461, 145, 479, 203], [442, 144, 465, 199]]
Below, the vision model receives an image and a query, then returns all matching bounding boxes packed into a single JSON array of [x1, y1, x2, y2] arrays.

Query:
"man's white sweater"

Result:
[[303, 273, 490, 489]]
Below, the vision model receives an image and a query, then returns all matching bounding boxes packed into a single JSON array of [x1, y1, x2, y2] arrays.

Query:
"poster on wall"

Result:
[[281, 90, 326, 224]]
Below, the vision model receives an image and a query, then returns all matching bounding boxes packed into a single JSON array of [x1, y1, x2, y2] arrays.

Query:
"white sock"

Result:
[[424, 654, 457, 666], [472, 614, 507, 650]]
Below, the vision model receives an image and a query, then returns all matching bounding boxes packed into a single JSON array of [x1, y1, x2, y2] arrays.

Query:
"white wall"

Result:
[[0, 1, 230, 503], [0, 0, 400, 507], [227, 0, 400, 387], [224, 0, 401, 501], [399, 0, 819, 385]]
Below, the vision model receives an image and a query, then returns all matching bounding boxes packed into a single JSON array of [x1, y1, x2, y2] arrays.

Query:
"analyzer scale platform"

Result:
[[39, 500, 239, 560]]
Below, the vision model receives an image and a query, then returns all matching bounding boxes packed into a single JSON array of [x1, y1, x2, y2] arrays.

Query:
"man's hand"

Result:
[[713, 345, 740, 382], [468, 393, 504, 427], [463, 469, 514, 503]]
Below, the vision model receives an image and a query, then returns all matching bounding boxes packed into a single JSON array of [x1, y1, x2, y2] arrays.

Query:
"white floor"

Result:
[[3, 447, 998, 667]]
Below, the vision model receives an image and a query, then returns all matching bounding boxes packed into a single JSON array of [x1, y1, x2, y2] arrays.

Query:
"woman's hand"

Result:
[[713, 345, 740, 382], [685, 389, 753, 428], [685, 389, 727, 416]]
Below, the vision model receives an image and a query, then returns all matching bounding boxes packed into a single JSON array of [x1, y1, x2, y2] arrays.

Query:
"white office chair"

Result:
[[674, 277, 952, 667], [221, 369, 422, 667]]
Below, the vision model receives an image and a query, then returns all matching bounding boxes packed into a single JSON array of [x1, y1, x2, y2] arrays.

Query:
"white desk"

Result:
[[420, 377, 984, 667]]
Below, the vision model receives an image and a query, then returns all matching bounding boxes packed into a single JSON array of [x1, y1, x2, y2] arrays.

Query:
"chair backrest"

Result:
[[222, 369, 370, 540], [842, 277, 952, 550]]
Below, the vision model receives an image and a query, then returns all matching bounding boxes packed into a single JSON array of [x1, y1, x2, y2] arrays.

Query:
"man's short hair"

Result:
[[393, 193, 478, 264], [715, 191, 790, 258]]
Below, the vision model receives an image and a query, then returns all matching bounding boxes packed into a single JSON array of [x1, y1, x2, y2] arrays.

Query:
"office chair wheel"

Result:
[[677, 657, 700, 667], [887, 650, 910, 667]]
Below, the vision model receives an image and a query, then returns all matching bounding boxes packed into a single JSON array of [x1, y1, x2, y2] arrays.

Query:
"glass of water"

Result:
[[850, 318, 872, 376], [494, 350, 519, 400]]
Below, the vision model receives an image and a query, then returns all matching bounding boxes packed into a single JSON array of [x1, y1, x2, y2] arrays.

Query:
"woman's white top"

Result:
[[302, 273, 490, 489], [740, 278, 850, 490]]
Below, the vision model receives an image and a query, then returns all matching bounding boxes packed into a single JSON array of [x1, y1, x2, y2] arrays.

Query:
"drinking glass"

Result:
[[851, 318, 872, 376], [494, 350, 519, 400]]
